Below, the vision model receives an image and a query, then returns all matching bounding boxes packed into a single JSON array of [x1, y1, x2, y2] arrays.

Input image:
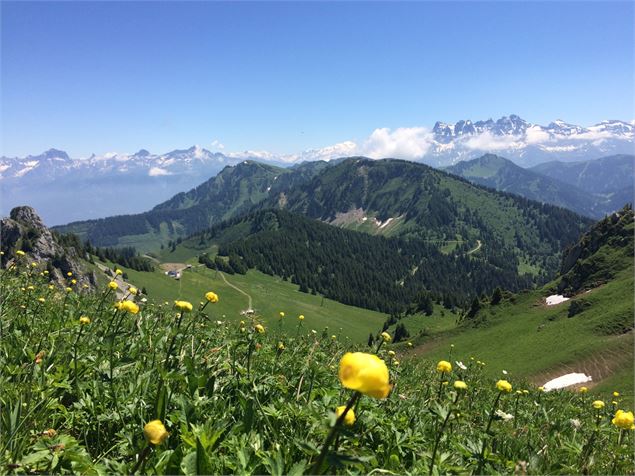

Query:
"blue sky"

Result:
[[1, 1, 633, 157]]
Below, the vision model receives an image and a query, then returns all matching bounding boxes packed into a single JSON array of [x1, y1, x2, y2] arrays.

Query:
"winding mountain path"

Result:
[[218, 271, 253, 311], [467, 240, 483, 255]]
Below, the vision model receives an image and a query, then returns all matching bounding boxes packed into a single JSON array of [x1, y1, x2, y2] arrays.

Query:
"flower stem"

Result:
[[311, 392, 360, 474]]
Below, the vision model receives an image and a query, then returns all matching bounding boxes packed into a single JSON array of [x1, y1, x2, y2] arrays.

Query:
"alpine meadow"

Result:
[[1, 1, 634, 475]]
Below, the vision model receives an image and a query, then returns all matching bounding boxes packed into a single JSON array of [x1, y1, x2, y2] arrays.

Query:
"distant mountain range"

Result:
[[447, 154, 634, 219], [425, 116, 633, 166], [0, 147, 262, 225], [1, 115, 633, 225]]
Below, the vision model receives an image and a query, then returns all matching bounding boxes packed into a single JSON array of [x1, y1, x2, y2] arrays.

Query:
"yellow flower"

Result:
[[612, 410, 635, 430], [496, 380, 513, 393], [16, 250, 26, 256], [394, 360, 400, 366], [143, 420, 169, 445], [538, 386, 545, 392], [255, 324, 265, 334], [277, 342, 285, 351], [279, 311, 285, 318], [579, 387, 588, 394], [522, 390, 529, 395], [117, 300, 139, 314], [79, 316, 91, 325], [31, 262, 37, 268], [338, 352, 391, 399], [407, 342, 413, 347], [70, 279, 77, 285], [67, 272, 73, 277], [436, 360, 452, 373], [336, 406, 356, 426], [43, 270, 49, 275], [592, 400, 605, 410], [37, 297, 45, 303], [128, 286, 138, 295], [27, 285, 35, 291], [381, 332, 392, 343], [115, 269, 123, 275], [174, 300, 193, 312], [454, 380, 468, 390], [613, 391, 620, 397], [612, 401, 618, 406], [205, 291, 219, 303], [331, 335, 337, 341], [298, 314, 305, 321], [65, 287, 72, 293], [108, 281, 118, 290], [48, 285, 54, 290], [388, 350, 396, 357]]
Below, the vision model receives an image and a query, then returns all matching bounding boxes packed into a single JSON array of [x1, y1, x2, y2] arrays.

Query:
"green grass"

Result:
[[388, 307, 459, 338], [111, 264, 387, 344], [409, 267, 634, 406], [2, 259, 634, 475]]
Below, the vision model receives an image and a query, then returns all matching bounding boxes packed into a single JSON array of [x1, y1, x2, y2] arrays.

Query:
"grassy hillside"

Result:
[[101, 262, 388, 344], [408, 208, 635, 405], [446, 154, 606, 218], [2, 252, 634, 475]]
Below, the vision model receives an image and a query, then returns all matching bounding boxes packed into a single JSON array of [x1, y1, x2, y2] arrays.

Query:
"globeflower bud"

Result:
[[436, 360, 452, 373], [205, 291, 219, 303], [496, 380, 513, 393], [592, 400, 605, 410], [338, 352, 391, 399], [612, 410, 635, 430], [174, 300, 193, 312], [143, 420, 169, 445], [336, 406, 356, 426]]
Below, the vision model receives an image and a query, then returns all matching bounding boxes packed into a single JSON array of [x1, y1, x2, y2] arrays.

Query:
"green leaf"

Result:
[[196, 436, 214, 475]]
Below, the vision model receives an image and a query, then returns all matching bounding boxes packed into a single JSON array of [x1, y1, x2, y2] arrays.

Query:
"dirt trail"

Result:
[[467, 240, 482, 255], [95, 262, 135, 299], [218, 271, 253, 311]]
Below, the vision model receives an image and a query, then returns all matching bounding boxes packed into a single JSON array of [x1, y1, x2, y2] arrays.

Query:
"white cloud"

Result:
[[148, 167, 171, 176], [359, 127, 434, 160], [525, 126, 551, 145], [211, 139, 225, 150], [463, 131, 522, 151]]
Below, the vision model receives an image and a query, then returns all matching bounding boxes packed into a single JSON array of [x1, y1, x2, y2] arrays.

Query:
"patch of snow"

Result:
[[546, 294, 570, 306], [542, 373, 592, 391], [15, 161, 39, 177]]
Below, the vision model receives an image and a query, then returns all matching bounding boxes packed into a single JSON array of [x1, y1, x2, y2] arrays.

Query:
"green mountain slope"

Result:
[[446, 154, 603, 217], [53, 161, 297, 251], [410, 206, 634, 400], [176, 206, 581, 314], [530, 154, 634, 196], [267, 157, 592, 276]]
